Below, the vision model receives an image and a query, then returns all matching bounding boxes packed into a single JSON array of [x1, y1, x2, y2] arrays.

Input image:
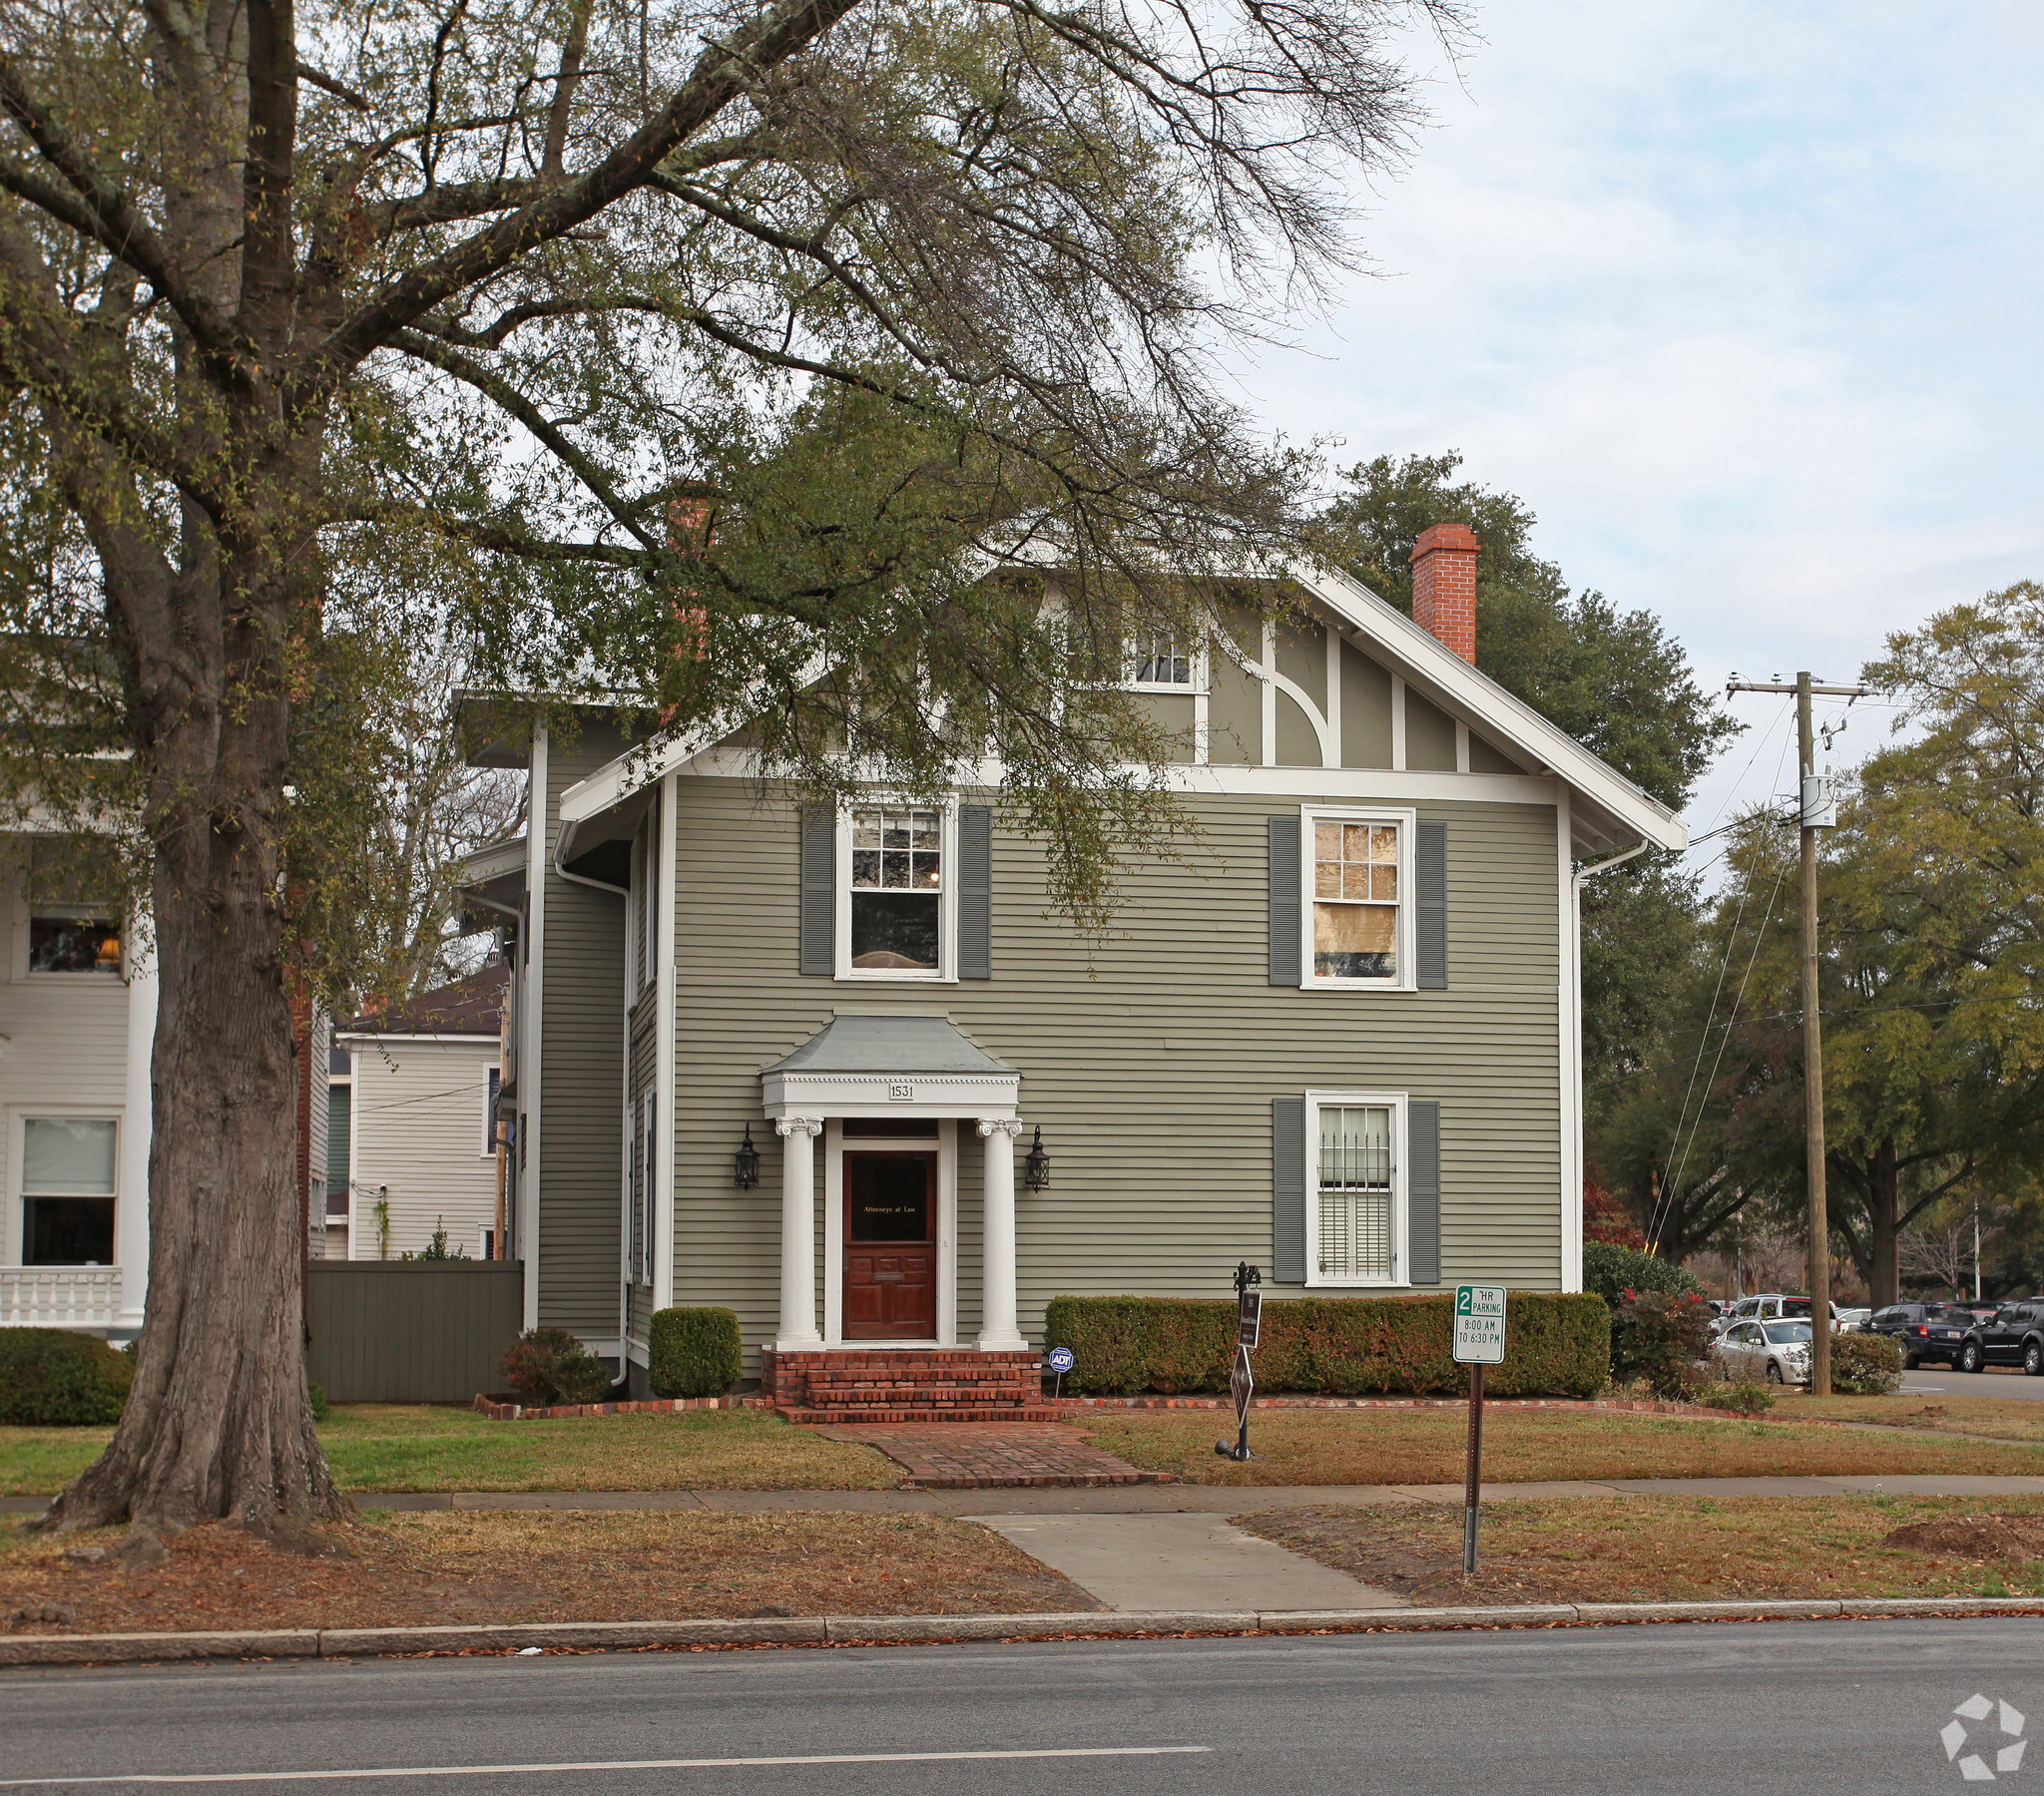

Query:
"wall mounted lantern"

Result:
[[733, 1122, 761, 1189], [1023, 1124, 1050, 1191]]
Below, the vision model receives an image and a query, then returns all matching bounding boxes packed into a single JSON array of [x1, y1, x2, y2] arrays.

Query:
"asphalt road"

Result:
[[2, 1619, 2038, 1793], [1902, 1365, 2044, 1400]]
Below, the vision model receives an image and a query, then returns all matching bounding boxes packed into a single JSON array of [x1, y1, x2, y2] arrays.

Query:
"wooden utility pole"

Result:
[[1726, 672, 1868, 1395]]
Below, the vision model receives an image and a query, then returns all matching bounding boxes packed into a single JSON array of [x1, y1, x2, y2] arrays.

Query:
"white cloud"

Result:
[[1227, 0, 2044, 833]]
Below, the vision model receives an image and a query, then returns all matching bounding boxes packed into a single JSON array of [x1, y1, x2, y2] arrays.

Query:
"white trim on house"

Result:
[[1301, 1089, 1411, 1290], [761, 1071, 1020, 1122], [653, 770, 680, 1314], [520, 726, 548, 1324], [1295, 804, 1417, 993]]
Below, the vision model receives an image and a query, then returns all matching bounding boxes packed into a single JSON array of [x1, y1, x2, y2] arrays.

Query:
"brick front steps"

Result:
[[762, 1348, 1048, 1424]]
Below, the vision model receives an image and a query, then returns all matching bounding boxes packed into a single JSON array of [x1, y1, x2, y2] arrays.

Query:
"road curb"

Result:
[[8, 1596, 2044, 1666]]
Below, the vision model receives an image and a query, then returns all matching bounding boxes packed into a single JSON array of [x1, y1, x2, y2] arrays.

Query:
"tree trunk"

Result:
[[35, 565, 350, 1546], [1867, 1135, 1902, 1308]]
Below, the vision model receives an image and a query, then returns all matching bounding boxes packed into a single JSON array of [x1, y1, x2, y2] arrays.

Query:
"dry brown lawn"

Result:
[[1237, 1495, 2044, 1606], [1069, 1405, 2044, 1486], [1788, 1391, 2044, 1445], [0, 1509, 1095, 1636]]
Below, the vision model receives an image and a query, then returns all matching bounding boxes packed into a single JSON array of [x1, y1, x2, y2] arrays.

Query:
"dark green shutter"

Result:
[[1415, 820, 1447, 990], [958, 806, 992, 980], [1273, 1097, 1306, 1282], [1407, 1100, 1440, 1285], [1269, 816, 1301, 986], [799, 806, 835, 976]]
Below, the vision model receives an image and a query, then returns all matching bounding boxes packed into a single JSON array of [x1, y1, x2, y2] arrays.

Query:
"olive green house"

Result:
[[460, 531, 1686, 1404]]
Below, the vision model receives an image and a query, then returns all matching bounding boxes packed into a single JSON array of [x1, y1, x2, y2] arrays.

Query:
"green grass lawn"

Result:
[[0, 1405, 900, 1496]]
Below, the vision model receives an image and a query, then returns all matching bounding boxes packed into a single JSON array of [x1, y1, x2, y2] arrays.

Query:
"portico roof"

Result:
[[761, 1016, 1018, 1122]]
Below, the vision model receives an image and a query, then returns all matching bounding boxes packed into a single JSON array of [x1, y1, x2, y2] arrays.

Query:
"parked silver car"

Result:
[[1715, 1318, 1814, 1385]]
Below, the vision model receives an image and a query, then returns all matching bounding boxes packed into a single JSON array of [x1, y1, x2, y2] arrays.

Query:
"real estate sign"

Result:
[[1452, 1284, 1507, 1365]]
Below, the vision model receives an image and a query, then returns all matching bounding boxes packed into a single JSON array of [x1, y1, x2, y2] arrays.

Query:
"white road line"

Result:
[[0, 1746, 1213, 1787]]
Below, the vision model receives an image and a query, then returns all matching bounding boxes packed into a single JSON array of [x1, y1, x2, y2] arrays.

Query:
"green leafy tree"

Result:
[[0, 0, 1466, 1543], [1314, 451, 1735, 1116], [1611, 582, 2044, 1301]]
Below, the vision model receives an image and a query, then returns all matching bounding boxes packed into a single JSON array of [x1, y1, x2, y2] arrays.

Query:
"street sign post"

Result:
[[1453, 1284, 1507, 1573], [1216, 1262, 1262, 1463]]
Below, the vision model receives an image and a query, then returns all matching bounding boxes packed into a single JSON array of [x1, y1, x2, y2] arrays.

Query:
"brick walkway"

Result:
[[808, 1423, 1175, 1489]]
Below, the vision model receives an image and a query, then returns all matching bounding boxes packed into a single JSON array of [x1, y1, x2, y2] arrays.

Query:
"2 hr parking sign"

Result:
[[1453, 1284, 1507, 1365]]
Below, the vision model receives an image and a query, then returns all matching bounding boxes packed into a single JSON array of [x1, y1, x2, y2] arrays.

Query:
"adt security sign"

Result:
[[1453, 1284, 1507, 1365], [1046, 1348, 1076, 1375]]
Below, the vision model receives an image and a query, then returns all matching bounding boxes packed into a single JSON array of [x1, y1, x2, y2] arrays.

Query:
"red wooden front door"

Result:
[[843, 1152, 937, 1340]]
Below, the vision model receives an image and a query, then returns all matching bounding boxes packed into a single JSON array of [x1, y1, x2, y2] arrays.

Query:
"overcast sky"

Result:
[[1231, 0, 2043, 842]]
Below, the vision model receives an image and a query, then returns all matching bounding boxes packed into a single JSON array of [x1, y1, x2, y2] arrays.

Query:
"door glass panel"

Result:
[[847, 1156, 932, 1242]]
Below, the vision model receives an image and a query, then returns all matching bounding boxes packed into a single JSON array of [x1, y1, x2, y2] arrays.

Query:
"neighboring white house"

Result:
[[0, 833, 155, 1340], [334, 964, 508, 1260]]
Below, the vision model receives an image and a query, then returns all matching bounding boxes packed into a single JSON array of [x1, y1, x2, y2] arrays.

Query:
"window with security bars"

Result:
[[848, 806, 942, 972], [1317, 1105, 1393, 1280]]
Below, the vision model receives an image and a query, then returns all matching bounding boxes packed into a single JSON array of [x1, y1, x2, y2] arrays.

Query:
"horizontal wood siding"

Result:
[[538, 728, 628, 1336], [306, 1261, 525, 1401], [345, 1037, 498, 1258], [668, 782, 1562, 1358]]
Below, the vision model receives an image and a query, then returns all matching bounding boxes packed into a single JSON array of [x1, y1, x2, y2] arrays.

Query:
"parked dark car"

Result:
[[1865, 1302, 1971, 1369], [1959, 1301, 2044, 1375]]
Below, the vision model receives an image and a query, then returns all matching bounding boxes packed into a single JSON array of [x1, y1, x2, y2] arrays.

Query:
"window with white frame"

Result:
[[20, 1118, 118, 1265], [1130, 634, 1197, 688], [484, 1069, 501, 1157], [1305, 1093, 1405, 1285], [840, 805, 949, 978], [1304, 807, 1412, 988]]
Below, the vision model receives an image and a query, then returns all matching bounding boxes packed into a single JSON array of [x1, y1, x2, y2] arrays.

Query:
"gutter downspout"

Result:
[[1563, 836, 1650, 1292]]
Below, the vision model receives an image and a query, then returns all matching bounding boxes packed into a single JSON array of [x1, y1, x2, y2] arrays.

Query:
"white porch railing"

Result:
[[0, 1266, 124, 1330]]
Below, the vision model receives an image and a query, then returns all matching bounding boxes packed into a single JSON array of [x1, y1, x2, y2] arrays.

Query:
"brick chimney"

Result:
[[1409, 522, 1480, 664]]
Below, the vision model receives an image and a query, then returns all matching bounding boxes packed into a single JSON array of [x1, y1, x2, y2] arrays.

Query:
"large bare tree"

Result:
[[0, 0, 1461, 1543]]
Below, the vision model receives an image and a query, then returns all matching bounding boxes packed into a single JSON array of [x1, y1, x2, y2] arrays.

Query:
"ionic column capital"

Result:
[[775, 1115, 824, 1138], [976, 1118, 1024, 1140]]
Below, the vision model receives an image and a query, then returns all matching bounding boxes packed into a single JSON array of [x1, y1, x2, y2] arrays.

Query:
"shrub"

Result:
[[1829, 1331, 1905, 1396], [649, 1307, 744, 1398], [1583, 1240, 1705, 1309], [499, 1328, 614, 1406], [307, 1381, 330, 1422], [1040, 1293, 1611, 1398], [1611, 1288, 1716, 1399], [1698, 1362, 1778, 1416], [0, 1328, 134, 1425]]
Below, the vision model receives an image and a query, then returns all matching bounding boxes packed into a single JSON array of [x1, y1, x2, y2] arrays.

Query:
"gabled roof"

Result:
[[552, 558, 1689, 860], [340, 962, 508, 1038]]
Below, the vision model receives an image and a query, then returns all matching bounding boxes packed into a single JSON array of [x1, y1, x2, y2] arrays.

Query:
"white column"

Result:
[[653, 773, 680, 1313], [117, 934, 157, 1334], [976, 1119, 1025, 1350], [774, 1116, 824, 1350]]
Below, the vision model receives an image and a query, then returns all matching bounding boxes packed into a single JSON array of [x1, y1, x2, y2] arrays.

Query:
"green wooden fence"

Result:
[[306, 1261, 525, 1402]]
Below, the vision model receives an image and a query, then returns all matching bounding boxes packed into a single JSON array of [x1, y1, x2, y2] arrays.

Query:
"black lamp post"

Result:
[[1022, 1125, 1050, 1191], [733, 1123, 761, 1189]]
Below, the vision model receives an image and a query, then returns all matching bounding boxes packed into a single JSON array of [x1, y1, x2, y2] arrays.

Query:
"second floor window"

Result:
[[29, 913, 123, 974], [1312, 817, 1401, 983], [1133, 635, 1193, 685], [848, 806, 943, 974]]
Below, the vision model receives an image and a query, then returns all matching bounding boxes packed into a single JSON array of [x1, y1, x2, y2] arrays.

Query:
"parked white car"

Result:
[[1834, 1307, 1872, 1333], [1715, 1319, 1814, 1385]]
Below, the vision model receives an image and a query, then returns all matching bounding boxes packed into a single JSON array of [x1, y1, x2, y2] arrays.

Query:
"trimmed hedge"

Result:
[[1040, 1293, 1610, 1398], [1582, 1240, 1705, 1309], [649, 1307, 744, 1399], [499, 1327, 613, 1405], [0, 1327, 134, 1425]]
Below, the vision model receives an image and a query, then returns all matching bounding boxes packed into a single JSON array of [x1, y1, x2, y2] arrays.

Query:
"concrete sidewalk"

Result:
[[15, 1472, 2044, 1518]]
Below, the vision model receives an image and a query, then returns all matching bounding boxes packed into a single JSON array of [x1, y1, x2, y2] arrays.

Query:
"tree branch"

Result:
[[308, 0, 867, 385]]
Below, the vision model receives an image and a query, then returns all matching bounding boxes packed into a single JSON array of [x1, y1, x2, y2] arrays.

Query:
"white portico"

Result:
[[760, 1016, 1026, 1353]]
